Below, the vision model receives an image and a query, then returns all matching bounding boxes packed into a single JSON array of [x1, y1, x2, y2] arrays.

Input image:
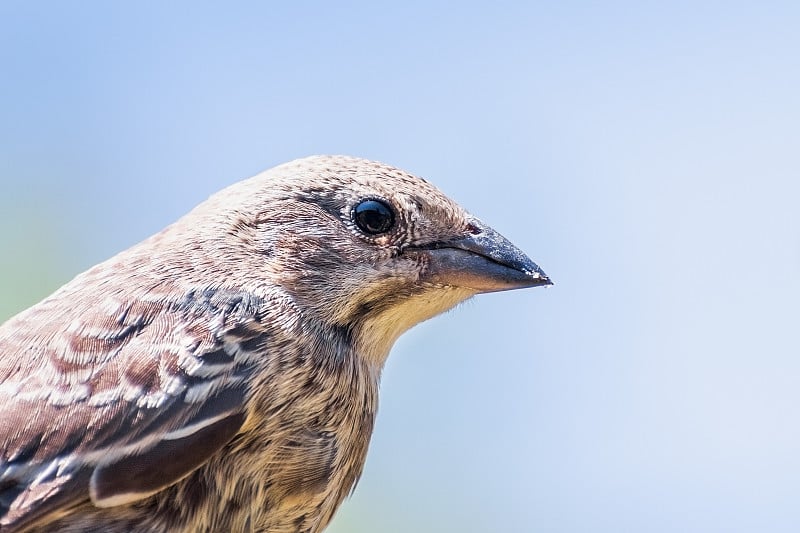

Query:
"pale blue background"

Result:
[[2, 2, 799, 532]]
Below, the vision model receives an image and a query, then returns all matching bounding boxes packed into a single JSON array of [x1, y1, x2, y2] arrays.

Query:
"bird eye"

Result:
[[353, 199, 395, 235]]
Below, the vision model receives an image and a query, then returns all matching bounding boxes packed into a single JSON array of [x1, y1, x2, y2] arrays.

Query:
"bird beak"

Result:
[[418, 219, 552, 293]]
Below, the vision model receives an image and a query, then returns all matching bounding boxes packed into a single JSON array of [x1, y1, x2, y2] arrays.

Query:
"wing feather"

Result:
[[0, 288, 268, 530]]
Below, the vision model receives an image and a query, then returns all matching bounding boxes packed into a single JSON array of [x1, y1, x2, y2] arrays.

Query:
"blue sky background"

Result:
[[2, 2, 799, 532]]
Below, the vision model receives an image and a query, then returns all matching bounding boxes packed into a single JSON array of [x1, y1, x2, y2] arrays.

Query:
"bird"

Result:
[[0, 155, 551, 532]]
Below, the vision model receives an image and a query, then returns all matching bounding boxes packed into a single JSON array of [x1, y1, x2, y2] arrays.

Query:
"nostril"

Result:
[[465, 222, 481, 235]]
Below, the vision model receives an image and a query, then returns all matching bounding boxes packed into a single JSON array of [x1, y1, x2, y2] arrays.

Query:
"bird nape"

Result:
[[0, 155, 550, 533]]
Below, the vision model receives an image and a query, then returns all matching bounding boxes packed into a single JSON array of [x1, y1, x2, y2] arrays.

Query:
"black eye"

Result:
[[353, 199, 395, 235]]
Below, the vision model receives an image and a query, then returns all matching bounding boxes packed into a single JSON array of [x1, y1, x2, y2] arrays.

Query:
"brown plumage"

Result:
[[0, 155, 550, 532]]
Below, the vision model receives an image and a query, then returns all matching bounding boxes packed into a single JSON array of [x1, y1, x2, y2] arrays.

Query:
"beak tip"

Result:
[[525, 268, 553, 288]]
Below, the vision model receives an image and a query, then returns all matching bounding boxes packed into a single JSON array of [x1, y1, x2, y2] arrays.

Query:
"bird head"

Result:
[[177, 155, 550, 364]]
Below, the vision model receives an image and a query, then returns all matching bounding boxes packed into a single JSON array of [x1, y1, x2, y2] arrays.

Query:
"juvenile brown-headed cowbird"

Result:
[[0, 155, 550, 532]]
